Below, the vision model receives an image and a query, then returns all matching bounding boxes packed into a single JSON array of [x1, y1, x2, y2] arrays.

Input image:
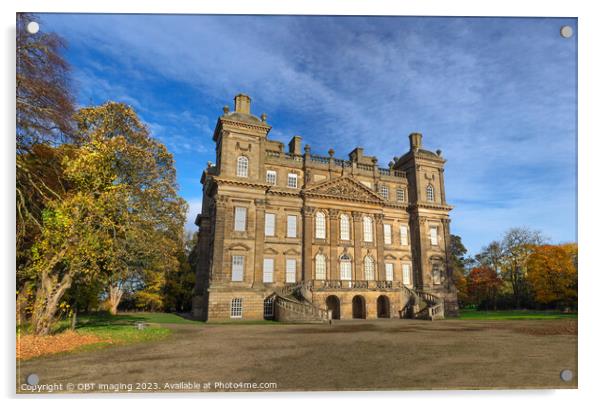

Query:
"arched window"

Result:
[[363, 216, 373, 242], [426, 184, 434, 202], [236, 156, 249, 177], [340, 254, 352, 281], [340, 214, 350, 241], [315, 254, 326, 280], [315, 211, 326, 239], [364, 256, 375, 280]]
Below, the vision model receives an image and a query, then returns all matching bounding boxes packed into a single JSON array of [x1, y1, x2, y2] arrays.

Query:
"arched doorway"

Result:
[[377, 295, 390, 318], [352, 295, 366, 319], [325, 295, 340, 320]]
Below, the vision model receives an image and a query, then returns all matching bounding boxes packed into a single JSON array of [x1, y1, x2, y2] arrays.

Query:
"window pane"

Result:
[[315, 254, 326, 280], [315, 212, 326, 239], [231, 298, 243, 318], [433, 266, 441, 284], [402, 264, 411, 285], [384, 224, 392, 245], [430, 227, 438, 245], [263, 297, 274, 318], [265, 213, 275, 236], [397, 188, 406, 202], [266, 170, 277, 184], [234, 207, 247, 231], [232, 256, 244, 281], [286, 259, 296, 283], [379, 184, 389, 199], [385, 263, 394, 281], [287, 215, 297, 237], [287, 173, 297, 188], [426, 184, 434, 202], [263, 258, 274, 283], [340, 214, 350, 240], [363, 217, 373, 242], [340, 261, 352, 280], [400, 225, 408, 246], [236, 156, 248, 177]]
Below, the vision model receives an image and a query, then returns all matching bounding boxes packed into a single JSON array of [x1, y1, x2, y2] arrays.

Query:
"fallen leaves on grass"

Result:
[[17, 330, 111, 360]]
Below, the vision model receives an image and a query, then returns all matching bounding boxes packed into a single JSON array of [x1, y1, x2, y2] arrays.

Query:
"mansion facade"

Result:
[[192, 94, 458, 322]]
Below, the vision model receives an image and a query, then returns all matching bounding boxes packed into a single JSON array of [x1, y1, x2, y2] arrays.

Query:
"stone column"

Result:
[[374, 213, 385, 280], [253, 199, 267, 287], [302, 206, 315, 281], [328, 209, 339, 280], [439, 168, 447, 204], [352, 211, 363, 281], [418, 216, 430, 290], [211, 195, 229, 285]]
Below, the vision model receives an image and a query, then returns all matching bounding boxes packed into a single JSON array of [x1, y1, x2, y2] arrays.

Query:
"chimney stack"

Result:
[[234, 94, 251, 114], [409, 132, 423, 151]]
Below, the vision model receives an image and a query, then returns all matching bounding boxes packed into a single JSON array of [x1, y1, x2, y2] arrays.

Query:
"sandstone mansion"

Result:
[[192, 94, 458, 322]]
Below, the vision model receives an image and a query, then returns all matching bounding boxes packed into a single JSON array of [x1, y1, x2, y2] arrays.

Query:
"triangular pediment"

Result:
[[303, 176, 384, 204]]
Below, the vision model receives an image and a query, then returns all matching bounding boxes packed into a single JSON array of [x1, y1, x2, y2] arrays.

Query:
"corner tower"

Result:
[[394, 133, 458, 316]]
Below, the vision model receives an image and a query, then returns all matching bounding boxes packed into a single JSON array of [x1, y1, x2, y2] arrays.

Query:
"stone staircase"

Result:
[[400, 285, 445, 320], [273, 282, 328, 322]]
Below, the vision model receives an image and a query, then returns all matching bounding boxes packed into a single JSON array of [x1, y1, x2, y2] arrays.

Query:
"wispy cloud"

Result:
[[40, 15, 577, 252]]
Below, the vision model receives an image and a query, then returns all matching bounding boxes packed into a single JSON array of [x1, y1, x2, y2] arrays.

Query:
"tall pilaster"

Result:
[[374, 213, 385, 280], [302, 206, 315, 281], [442, 217, 452, 289], [253, 199, 266, 287], [211, 195, 229, 285], [352, 211, 363, 281]]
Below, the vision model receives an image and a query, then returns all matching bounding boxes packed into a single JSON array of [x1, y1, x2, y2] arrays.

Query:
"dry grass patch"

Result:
[[17, 331, 110, 360]]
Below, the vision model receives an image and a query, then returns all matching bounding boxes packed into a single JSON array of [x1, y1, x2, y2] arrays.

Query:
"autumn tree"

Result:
[[499, 227, 546, 308], [72, 102, 188, 315], [16, 13, 76, 320], [449, 235, 471, 306], [467, 266, 503, 310], [526, 244, 577, 308], [28, 102, 187, 334]]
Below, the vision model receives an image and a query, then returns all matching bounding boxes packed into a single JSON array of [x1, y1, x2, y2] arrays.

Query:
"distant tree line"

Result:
[[450, 228, 577, 311], [16, 13, 196, 335]]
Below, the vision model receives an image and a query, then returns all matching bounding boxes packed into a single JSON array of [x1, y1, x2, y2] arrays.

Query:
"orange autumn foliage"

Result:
[[526, 244, 577, 305]]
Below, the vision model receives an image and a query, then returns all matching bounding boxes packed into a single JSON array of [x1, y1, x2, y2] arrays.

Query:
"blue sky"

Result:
[[38, 14, 577, 255]]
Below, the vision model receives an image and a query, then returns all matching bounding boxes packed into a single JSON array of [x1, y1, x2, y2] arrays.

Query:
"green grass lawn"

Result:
[[457, 309, 578, 320]]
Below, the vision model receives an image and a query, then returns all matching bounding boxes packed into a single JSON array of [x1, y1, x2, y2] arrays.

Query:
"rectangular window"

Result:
[[400, 225, 409, 246], [231, 255, 244, 281], [433, 266, 442, 285], [234, 207, 247, 232], [379, 184, 389, 200], [402, 264, 411, 285], [286, 259, 296, 283], [396, 188, 406, 202], [266, 170, 277, 185], [340, 215, 350, 240], [264, 213, 276, 237], [287, 215, 297, 238], [384, 224, 392, 245], [287, 173, 298, 188], [430, 227, 438, 246], [230, 298, 243, 318], [385, 263, 394, 282], [263, 258, 274, 283]]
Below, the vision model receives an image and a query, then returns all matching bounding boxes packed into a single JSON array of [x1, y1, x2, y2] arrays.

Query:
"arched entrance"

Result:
[[377, 295, 390, 318], [325, 295, 340, 320], [352, 295, 366, 319]]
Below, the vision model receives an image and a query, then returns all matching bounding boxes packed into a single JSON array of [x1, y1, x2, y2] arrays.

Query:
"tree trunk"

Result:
[[31, 271, 73, 336], [70, 306, 77, 330], [108, 285, 124, 315]]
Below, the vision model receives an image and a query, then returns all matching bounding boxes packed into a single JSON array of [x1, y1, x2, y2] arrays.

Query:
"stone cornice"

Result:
[[211, 176, 272, 190], [409, 202, 454, 211]]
